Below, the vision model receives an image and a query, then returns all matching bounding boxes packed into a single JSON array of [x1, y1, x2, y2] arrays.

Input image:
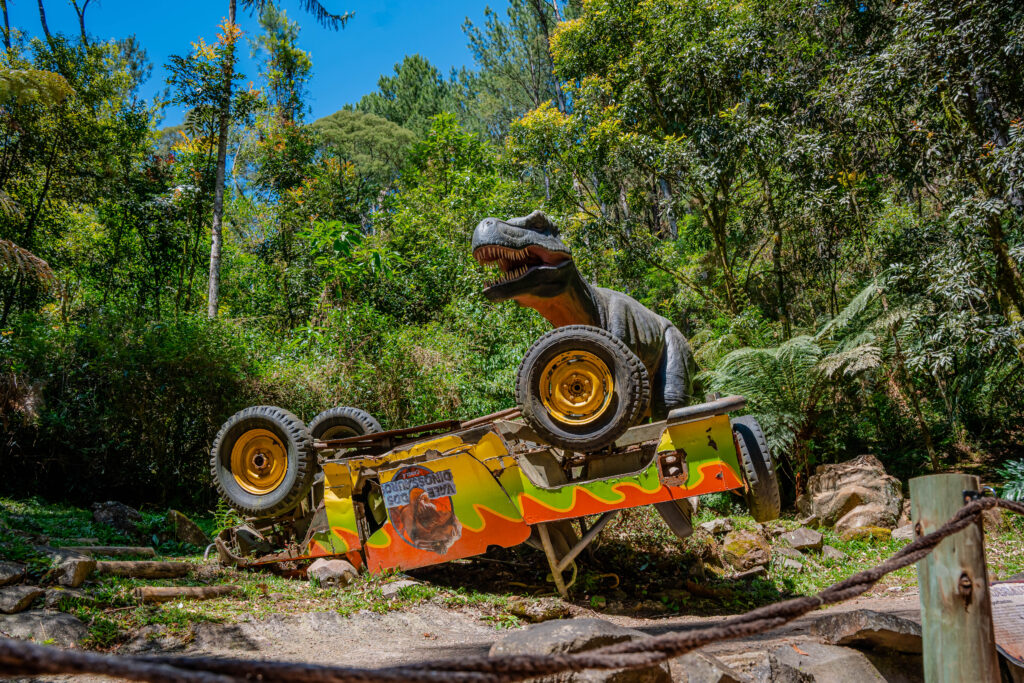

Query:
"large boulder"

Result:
[[0, 561, 26, 587], [811, 609, 922, 653], [489, 617, 671, 682], [796, 455, 902, 531], [721, 530, 770, 571], [91, 501, 143, 536], [0, 586, 44, 614], [770, 642, 887, 682], [167, 510, 210, 547], [0, 610, 89, 646]]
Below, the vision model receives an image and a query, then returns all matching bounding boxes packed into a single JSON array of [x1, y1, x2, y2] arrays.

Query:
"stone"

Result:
[[733, 566, 768, 581], [0, 561, 26, 586], [489, 617, 671, 682], [167, 510, 210, 547], [0, 585, 44, 613], [307, 558, 357, 587], [839, 526, 891, 542], [822, 545, 848, 561], [797, 515, 820, 528], [44, 588, 94, 609], [675, 651, 749, 682], [780, 527, 823, 552], [717, 652, 814, 683], [721, 530, 770, 571], [781, 558, 804, 572], [699, 518, 734, 535], [0, 610, 89, 647], [892, 524, 915, 541], [774, 547, 804, 561], [982, 508, 1004, 531], [91, 501, 143, 535], [508, 596, 571, 623], [771, 642, 887, 682], [796, 455, 902, 532], [898, 499, 912, 526], [38, 547, 96, 587], [380, 579, 424, 600], [811, 609, 922, 653]]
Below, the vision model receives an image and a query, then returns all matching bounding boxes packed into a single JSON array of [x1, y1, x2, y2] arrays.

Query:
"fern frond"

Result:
[[816, 281, 881, 340], [0, 239, 54, 283]]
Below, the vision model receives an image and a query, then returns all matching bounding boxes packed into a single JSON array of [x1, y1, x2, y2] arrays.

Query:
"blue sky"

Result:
[[8, 0, 508, 126]]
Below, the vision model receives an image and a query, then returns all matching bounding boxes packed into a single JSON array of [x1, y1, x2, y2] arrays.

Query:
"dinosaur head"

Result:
[[471, 211, 574, 303]]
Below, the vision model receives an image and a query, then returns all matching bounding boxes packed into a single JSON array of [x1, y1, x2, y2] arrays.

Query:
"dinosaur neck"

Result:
[[513, 264, 600, 328]]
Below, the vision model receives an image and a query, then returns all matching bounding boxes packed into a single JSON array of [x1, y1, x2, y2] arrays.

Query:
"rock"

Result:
[[44, 588, 94, 609], [774, 547, 804, 561], [822, 545, 848, 561], [717, 652, 814, 683], [733, 566, 768, 581], [839, 526, 891, 542], [0, 561, 26, 586], [0, 610, 89, 647], [380, 579, 423, 600], [675, 651, 749, 682], [781, 557, 804, 572], [722, 530, 770, 571], [892, 524, 915, 541], [797, 515, 819, 528], [780, 527, 823, 552], [0, 585, 44, 613], [167, 510, 210, 546], [307, 558, 357, 587], [699, 518, 734, 535], [91, 501, 143, 535], [508, 596, 571, 623], [490, 617, 671, 682], [811, 609, 922, 653], [771, 642, 887, 682], [796, 455, 902, 532], [982, 508, 1004, 531], [38, 547, 96, 587], [898, 499, 911, 526]]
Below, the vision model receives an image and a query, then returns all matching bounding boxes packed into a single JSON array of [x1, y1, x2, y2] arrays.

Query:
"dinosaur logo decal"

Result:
[[472, 211, 696, 419]]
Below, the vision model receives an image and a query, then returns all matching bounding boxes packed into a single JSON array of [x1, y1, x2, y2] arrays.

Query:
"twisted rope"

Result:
[[1, 496, 1020, 683]]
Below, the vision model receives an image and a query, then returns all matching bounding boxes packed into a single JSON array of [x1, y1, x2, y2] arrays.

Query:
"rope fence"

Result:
[[2, 495, 1022, 683]]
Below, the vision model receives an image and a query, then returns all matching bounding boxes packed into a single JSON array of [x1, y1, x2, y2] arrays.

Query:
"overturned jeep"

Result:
[[211, 212, 780, 594]]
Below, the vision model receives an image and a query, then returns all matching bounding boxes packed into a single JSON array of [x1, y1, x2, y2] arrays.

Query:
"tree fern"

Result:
[[998, 460, 1024, 502]]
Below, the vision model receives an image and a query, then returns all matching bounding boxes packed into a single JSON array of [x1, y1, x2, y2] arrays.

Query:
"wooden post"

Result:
[[911, 473, 1000, 682]]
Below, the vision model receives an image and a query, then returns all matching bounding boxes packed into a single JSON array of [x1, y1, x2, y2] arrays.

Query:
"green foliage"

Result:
[[354, 55, 454, 138], [999, 461, 1024, 502]]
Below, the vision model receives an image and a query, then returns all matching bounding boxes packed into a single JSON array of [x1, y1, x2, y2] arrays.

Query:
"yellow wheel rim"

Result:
[[540, 350, 614, 425], [230, 428, 288, 495]]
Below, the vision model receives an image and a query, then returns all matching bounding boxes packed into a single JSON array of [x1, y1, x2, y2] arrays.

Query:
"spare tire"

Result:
[[732, 416, 781, 523], [516, 325, 650, 452], [308, 406, 382, 441], [211, 405, 316, 518]]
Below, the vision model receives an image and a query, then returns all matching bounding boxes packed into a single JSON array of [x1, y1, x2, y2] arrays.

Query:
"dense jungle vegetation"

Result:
[[1, 0, 1022, 508]]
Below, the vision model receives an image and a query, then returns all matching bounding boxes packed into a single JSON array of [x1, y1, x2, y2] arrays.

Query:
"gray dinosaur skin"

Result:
[[472, 211, 696, 420]]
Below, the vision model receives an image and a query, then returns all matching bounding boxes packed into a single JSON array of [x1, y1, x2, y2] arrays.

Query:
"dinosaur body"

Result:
[[472, 211, 696, 420]]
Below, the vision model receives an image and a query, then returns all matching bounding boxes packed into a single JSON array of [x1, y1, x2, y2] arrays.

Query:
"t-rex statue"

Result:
[[472, 210, 696, 420]]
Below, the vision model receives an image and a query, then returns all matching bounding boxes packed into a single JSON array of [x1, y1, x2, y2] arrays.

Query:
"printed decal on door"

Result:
[[381, 464, 462, 554]]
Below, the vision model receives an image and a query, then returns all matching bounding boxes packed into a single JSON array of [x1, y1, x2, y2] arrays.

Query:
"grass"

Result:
[[3, 493, 1024, 651]]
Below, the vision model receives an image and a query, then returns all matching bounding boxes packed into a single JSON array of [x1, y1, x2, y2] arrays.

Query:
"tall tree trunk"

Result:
[[1, 1, 11, 51], [70, 0, 91, 45], [658, 178, 677, 239], [208, 0, 237, 319], [37, 0, 52, 43], [528, 0, 567, 114]]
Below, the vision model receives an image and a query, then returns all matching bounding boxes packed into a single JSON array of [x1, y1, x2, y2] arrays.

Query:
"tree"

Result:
[[204, 0, 351, 319], [355, 55, 451, 138]]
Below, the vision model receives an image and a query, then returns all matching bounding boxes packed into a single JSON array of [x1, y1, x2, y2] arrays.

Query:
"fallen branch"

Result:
[[95, 561, 192, 579], [59, 546, 156, 558], [133, 586, 240, 603]]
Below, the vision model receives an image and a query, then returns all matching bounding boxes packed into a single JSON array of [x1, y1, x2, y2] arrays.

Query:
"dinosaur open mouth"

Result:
[[472, 245, 570, 288]]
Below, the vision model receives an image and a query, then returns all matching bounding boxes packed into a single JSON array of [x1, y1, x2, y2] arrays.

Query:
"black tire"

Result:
[[211, 406, 316, 518], [655, 499, 695, 540], [308, 406, 382, 441], [516, 325, 650, 452], [732, 416, 781, 523]]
